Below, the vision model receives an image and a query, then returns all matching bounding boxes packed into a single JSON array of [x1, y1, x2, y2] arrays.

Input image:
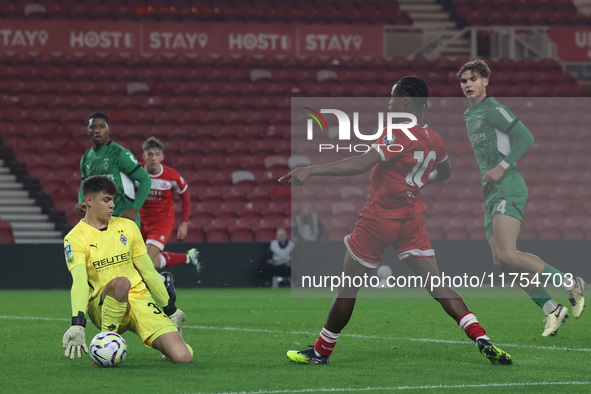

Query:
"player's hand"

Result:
[[177, 222, 188, 241], [482, 165, 506, 184], [119, 207, 139, 221], [75, 202, 86, 217], [168, 308, 187, 332], [62, 325, 88, 360], [278, 167, 313, 186]]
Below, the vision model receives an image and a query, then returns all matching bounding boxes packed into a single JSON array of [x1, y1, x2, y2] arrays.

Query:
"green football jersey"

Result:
[[463, 96, 520, 182], [79, 141, 146, 216]]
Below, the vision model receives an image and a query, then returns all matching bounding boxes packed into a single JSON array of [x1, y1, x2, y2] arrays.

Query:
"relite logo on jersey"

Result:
[[92, 252, 131, 269], [303, 108, 417, 153]]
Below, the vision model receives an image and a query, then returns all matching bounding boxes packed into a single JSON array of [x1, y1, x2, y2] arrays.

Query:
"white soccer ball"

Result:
[[376, 264, 393, 279], [89, 332, 127, 367]]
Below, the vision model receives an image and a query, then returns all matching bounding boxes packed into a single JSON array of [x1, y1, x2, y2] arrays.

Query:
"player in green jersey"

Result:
[[457, 60, 585, 337], [76, 112, 179, 302], [77, 112, 151, 229]]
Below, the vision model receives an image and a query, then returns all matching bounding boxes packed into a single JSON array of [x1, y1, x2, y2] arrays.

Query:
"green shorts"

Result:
[[483, 171, 527, 239]]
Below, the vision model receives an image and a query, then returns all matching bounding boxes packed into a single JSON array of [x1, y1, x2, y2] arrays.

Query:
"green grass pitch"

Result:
[[1, 288, 590, 393]]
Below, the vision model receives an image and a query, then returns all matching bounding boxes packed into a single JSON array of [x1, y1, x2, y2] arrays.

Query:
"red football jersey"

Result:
[[361, 123, 447, 219], [140, 164, 188, 222]]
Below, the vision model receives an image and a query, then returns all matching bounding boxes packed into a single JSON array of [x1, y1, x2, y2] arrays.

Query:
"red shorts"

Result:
[[344, 214, 434, 268], [140, 215, 175, 251]]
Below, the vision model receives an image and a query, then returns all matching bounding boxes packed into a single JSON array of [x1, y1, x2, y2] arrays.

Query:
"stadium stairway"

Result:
[[398, 0, 470, 58], [399, 0, 456, 30], [0, 157, 63, 244]]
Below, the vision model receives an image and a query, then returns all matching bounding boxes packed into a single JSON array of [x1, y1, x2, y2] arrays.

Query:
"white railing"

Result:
[[385, 26, 557, 60]]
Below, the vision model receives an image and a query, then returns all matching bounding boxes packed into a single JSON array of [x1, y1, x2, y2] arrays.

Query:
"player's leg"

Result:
[[145, 217, 201, 271], [489, 214, 570, 336], [128, 289, 193, 363], [491, 214, 585, 319], [151, 332, 192, 364], [403, 255, 511, 365], [287, 250, 373, 365], [325, 250, 373, 330], [403, 255, 468, 318], [287, 216, 389, 365], [100, 277, 131, 332], [161, 249, 201, 271], [147, 244, 164, 269]]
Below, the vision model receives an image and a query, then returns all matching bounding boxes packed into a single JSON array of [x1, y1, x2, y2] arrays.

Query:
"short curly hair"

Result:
[[456, 59, 491, 80]]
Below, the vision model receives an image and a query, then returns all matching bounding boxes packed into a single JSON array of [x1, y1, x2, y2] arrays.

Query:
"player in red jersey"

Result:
[[281, 76, 511, 365], [140, 137, 200, 275]]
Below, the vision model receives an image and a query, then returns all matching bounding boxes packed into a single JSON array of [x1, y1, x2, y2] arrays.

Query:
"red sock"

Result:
[[313, 325, 340, 357], [161, 252, 187, 268], [457, 312, 487, 342]]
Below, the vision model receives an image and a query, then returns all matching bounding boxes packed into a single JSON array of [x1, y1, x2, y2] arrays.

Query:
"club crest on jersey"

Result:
[[382, 135, 396, 146], [103, 158, 109, 170], [120, 233, 127, 246]]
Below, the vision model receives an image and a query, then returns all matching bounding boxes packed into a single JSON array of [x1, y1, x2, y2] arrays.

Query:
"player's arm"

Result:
[[119, 151, 151, 219], [76, 156, 87, 216], [503, 121, 534, 167], [177, 190, 190, 240], [279, 149, 380, 185], [129, 166, 151, 210], [134, 253, 186, 330], [484, 106, 534, 183], [425, 157, 452, 186], [63, 264, 90, 360]]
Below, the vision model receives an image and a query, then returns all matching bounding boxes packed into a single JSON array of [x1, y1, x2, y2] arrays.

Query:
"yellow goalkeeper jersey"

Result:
[[64, 217, 148, 301]]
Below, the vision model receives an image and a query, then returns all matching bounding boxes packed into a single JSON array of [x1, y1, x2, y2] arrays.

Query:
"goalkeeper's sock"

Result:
[[101, 295, 127, 332], [161, 252, 188, 268], [527, 287, 553, 310], [313, 325, 340, 357], [458, 312, 487, 342]]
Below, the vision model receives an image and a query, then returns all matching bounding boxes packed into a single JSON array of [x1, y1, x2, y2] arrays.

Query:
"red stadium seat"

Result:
[[202, 219, 230, 242], [0, 220, 14, 243], [227, 219, 255, 242]]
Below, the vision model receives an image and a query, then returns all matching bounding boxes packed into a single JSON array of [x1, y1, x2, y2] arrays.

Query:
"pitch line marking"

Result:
[[213, 381, 591, 394], [2, 315, 590, 353]]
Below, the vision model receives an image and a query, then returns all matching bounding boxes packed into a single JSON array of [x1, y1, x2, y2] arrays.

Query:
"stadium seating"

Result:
[[4, 0, 411, 24], [0, 219, 14, 243], [0, 44, 589, 240]]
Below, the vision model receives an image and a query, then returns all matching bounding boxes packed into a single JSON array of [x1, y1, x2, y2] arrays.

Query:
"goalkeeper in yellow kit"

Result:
[[62, 175, 192, 363]]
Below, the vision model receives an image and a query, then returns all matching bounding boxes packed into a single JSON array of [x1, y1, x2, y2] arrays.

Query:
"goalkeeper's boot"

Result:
[[542, 304, 568, 337], [186, 248, 201, 273], [567, 277, 585, 318], [476, 338, 512, 365], [287, 346, 329, 365], [160, 271, 177, 305]]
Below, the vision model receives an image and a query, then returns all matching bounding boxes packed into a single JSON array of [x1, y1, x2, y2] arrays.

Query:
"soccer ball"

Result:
[[376, 264, 393, 279], [89, 332, 127, 367]]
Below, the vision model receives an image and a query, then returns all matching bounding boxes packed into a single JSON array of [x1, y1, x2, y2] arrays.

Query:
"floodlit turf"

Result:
[[1, 288, 590, 393]]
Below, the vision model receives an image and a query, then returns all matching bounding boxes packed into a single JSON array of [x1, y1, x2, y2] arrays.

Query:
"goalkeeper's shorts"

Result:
[[88, 285, 177, 348]]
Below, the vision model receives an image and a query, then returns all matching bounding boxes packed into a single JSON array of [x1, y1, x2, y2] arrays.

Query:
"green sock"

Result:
[[527, 287, 552, 310], [542, 263, 565, 279], [101, 295, 128, 332], [542, 263, 574, 291]]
